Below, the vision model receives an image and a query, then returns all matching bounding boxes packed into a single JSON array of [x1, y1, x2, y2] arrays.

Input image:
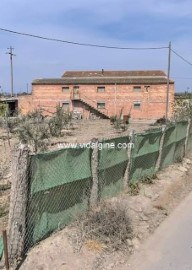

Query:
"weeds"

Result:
[[141, 174, 157, 185], [0, 204, 8, 218], [75, 202, 133, 251], [128, 175, 157, 195], [110, 107, 130, 132], [128, 182, 140, 196]]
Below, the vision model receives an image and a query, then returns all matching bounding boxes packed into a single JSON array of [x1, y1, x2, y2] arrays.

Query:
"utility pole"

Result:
[[165, 41, 171, 121], [6, 46, 16, 97]]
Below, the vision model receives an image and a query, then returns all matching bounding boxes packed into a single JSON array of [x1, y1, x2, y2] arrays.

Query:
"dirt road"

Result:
[[117, 191, 192, 270]]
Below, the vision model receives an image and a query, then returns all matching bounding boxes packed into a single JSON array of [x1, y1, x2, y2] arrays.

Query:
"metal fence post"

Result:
[[90, 139, 99, 208], [8, 144, 30, 264], [155, 125, 166, 172]]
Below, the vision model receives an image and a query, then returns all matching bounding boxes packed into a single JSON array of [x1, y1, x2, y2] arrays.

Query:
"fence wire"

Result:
[[6, 120, 192, 261], [129, 129, 162, 183], [98, 136, 129, 199], [24, 147, 92, 252]]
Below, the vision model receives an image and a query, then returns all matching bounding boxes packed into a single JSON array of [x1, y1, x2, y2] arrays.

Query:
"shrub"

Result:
[[76, 202, 133, 251], [0, 103, 8, 117], [17, 119, 49, 152], [48, 106, 72, 137], [173, 96, 192, 121], [14, 106, 72, 152]]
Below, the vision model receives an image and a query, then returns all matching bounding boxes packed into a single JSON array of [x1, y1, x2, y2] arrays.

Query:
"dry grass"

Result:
[[85, 239, 106, 252], [74, 202, 133, 252]]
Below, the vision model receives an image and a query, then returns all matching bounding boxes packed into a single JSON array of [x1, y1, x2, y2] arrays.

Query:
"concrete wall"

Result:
[[18, 83, 175, 120]]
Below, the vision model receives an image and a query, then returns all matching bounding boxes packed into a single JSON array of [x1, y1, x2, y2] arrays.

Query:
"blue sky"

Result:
[[0, 0, 192, 93]]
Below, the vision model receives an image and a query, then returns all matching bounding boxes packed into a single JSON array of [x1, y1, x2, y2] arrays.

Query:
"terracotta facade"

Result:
[[19, 70, 175, 120]]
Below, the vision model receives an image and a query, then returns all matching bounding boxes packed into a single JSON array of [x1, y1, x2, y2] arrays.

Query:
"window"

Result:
[[133, 86, 141, 92], [97, 86, 105, 93], [62, 102, 70, 111], [73, 86, 79, 91], [62, 86, 70, 92], [133, 102, 141, 109], [97, 102, 105, 109]]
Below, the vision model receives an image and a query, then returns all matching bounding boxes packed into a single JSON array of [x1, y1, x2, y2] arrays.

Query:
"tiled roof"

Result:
[[32, 70, 174, 85], [62, 70, 167, 77]]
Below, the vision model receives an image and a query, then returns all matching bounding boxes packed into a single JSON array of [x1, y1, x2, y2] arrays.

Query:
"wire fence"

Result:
[[3, 119, 192, 266]]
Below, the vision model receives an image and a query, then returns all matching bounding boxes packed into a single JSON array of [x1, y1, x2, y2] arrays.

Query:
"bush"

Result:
[[17, 120, 49, 152], [0, 103, 7, 117], [76, 202, 133, 251], [173, 97, 192, 121], [48, 106, 72, 137], [110, 111, 130, 131], [14, 106, 72, 152]]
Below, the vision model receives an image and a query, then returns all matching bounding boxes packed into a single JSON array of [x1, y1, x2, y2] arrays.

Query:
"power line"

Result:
[[0, 27, 168, 50], [171, 49, 192, 66]]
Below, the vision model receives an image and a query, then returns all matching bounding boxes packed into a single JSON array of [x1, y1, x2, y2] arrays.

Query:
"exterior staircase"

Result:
[[72, 94, 109, 119]]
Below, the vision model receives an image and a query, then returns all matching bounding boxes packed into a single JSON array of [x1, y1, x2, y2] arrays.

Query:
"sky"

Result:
[[0, 0, 192, 94]]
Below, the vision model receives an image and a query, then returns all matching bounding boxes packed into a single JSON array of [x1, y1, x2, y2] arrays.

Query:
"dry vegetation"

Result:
[[73, 202, 133, 253], [173, 94, 192, 121]]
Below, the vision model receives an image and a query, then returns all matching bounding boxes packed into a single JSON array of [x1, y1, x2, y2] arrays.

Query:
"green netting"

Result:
[[0, 236, 3, 261], [187, 123, 192, 152], [160, 122, 188, 168], [160, 125, 176, 169], [129, 130, 162, 183], [98, 136, 129, 198], [30, 148, 92, 195], [23, 121, 192, 256], [26, 147, 92, 249], [174, 121, 188, 162]]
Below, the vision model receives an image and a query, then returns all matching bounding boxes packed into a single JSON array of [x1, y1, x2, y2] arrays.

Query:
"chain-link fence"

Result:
[[129, 129, 162, 183], [187, 120, 192, 152], [0, 236, 3, 260], [98, 136, 129, 199], [5, 119, 192, 266], [25, 147, 92, 252]]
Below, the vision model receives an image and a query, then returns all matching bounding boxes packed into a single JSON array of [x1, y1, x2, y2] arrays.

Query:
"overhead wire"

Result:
[[0, 27, 168, 50]]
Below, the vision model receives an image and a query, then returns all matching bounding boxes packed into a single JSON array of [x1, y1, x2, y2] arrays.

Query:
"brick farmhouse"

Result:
[[19, 70, 175, 120]]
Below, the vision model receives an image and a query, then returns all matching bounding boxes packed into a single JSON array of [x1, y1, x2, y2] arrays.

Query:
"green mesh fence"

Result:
[[129, 130, 162, 183], [174, 121, 188, 161], [160, 125, 176, 169], [0, 236, 3, 261], [160, 122, 188, 169], [25, 147, 92, 251], [187, 122, 192, 152], [16, 121, 191, 258], [98, 136, 129, 198]]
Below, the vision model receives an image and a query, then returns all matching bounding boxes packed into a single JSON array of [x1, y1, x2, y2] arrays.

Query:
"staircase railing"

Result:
[[81, 95, 108, 117], [71, 92, 108, 117]]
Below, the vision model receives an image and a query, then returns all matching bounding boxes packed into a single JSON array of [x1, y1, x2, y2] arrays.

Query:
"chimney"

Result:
[[102, 69, 104, 75]]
